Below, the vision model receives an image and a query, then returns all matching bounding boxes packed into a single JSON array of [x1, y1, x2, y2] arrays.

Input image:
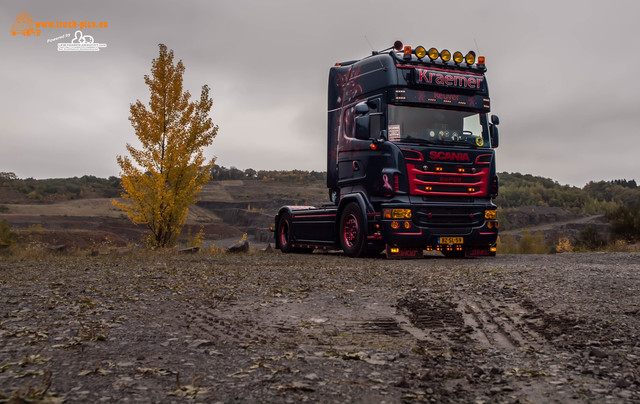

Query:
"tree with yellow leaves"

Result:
[[113, 44, 218, 248]]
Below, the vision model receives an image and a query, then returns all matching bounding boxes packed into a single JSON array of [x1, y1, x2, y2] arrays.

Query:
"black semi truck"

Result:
[[274, 41, 500, 258]]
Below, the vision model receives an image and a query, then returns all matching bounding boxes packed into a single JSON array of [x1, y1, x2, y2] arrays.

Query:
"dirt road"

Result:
[[1, 252, 639, 403]]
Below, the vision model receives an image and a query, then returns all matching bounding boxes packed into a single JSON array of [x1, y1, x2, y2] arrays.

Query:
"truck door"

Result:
[[337, 97, 382, 190]]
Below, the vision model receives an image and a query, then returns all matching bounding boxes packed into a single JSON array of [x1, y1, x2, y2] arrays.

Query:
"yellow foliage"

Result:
[[185, 225, 205, 249], [113, 44, 218, 248], [555, 236, 573, 253]]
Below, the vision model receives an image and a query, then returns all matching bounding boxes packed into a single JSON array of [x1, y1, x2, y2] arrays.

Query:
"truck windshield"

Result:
[[388, 105, 489, 148]]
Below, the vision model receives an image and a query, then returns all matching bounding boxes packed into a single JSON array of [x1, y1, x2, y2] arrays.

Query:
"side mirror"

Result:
[[370, 113, 382, 138], [491, 114, 500, 125], [355, 115, 370, 140], [355, 102, 369, 115], [490, 125, 499, 148]]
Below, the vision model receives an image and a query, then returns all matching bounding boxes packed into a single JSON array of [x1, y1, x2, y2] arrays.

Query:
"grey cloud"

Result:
[[1, 0, 638, 185]]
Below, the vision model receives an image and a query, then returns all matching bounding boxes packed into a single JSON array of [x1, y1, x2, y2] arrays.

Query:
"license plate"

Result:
[[439, 237, 463, 244]]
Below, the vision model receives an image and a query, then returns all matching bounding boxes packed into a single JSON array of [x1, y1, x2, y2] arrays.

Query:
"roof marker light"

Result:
[[415, 46, 426, 59], [478, 56, 486, 66], [394, 40, 403, 51], [453, 51, 464, 64], [403, 46, 412, 59], [428, 47, 439, 61]]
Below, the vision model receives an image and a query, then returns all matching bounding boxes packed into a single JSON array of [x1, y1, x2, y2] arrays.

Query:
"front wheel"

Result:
[[339, 202, 367, 258]]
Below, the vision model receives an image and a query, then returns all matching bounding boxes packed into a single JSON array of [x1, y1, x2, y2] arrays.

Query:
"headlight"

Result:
[[383, 208, 412, 219]]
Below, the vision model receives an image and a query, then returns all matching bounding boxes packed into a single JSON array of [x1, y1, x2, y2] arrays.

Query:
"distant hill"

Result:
[[495, 172, 639, 215], [3, 169, 637, 214], [1, 169, 638, 248]]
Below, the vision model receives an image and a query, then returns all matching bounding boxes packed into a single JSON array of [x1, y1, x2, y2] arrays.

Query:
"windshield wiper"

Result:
[[443, 139, 477, 148], [400, 136, 437, 145]]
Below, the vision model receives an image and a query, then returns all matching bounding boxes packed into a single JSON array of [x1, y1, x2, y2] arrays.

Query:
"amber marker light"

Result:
[[440, 49, 451, 62], [415, 46, 427, 59], [428, 47, 439, 61], [370, 143, 377, 150], [403, 221, 411, 229], [478, 56, 486, 66], [453, 51, 464, 64], [403, 46, 412, 57], [391, 221, 400, 229]]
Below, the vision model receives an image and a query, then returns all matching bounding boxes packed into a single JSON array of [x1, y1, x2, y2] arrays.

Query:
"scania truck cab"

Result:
[[274, 41, 500, 258]]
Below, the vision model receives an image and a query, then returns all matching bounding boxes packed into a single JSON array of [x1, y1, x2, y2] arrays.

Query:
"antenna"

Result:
[[364, 35, 387, 71], [474, 38, 481, 55], [364, 35, 375, 53]]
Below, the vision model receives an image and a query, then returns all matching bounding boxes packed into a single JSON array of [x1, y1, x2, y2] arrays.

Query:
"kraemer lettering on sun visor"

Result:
[[414, 68, 486, 91]]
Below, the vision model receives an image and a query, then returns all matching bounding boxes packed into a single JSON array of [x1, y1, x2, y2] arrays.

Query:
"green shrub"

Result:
[[574, 225, 607, 251], [0, 219, 16, 246], [517, 230, 547, 254], [607, 205, 640, 242]]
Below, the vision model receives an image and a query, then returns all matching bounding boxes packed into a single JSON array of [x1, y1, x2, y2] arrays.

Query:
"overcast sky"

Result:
[[1, 0, 638, 187]]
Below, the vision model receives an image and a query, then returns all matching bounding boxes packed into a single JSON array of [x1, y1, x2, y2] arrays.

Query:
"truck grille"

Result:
[[413, 206, 484, 228]]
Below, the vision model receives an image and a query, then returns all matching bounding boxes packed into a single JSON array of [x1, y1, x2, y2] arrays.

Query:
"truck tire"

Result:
[[277, 211, 294, 253], [339, 202, 367, 258]]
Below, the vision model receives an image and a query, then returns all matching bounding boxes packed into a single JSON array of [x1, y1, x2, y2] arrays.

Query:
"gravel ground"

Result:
[[1, 252, 639, 403]]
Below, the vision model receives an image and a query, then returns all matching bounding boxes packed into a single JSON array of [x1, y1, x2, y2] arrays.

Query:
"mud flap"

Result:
[[465, 247, 494, 257], [385, 245, 424, 259]]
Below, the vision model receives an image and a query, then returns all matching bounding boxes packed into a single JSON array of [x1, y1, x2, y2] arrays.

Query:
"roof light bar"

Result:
[[390, 41, 484, 67]]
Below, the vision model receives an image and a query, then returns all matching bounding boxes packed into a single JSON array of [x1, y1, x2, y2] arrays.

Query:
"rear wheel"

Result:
[[276, 212, 293, 253], [339, 202, 367, 257]]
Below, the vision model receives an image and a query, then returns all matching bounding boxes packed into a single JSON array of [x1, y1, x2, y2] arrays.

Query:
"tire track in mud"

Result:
[[395, 290, 545, 353], [458, 296, 545, 351], [181, 291, 547, 355]]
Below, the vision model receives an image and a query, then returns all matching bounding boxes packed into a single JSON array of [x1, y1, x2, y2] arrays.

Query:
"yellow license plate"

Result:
[[439, 237, 463, 244]]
